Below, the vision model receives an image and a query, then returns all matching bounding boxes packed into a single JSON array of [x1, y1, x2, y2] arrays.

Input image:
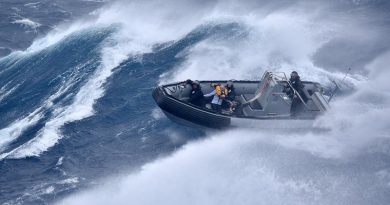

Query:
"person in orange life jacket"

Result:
[[188, 80, 205, 107], [204, 83, 228, 113]]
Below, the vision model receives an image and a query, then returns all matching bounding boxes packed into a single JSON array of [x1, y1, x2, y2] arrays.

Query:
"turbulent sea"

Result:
[[1, 0, 390, 204]]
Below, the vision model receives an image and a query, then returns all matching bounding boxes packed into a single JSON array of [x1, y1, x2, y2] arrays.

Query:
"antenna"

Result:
[[328, 68, 351, 102]]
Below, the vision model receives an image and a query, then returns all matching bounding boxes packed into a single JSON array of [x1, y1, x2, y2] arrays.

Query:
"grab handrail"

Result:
[[269, 72, 309, 109]]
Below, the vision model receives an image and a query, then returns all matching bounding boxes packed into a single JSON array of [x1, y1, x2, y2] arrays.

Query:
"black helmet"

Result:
[[186, 79, 193, 85], [291, 71, 299, 78]]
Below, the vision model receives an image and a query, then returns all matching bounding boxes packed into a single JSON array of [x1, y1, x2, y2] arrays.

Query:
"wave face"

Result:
[[1, 0, 390, 204], [0, 0, 106, 57]]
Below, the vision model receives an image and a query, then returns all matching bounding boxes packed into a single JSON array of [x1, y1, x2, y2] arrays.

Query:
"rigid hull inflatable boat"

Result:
[[153, 72, 330, 129]]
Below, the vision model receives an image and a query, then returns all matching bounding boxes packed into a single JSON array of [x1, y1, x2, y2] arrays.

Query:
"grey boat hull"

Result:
[[153, 85, 316, 129]]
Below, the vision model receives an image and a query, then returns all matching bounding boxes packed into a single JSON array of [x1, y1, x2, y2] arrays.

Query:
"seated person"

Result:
[[185, 79, 193, 86], [223, 80, 238, 112], [204, 83, 227, 113], [189, 80, 205, 107]]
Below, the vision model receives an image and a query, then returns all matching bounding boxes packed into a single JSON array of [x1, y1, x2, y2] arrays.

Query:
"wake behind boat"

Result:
[[153, 71, 330, 129]]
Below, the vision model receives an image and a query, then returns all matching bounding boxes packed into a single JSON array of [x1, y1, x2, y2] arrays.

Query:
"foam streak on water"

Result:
[[0, 82, 20, 103]]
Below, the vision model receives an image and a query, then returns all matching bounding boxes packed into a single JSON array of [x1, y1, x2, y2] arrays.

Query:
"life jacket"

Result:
[[215, 85, 228, 98]]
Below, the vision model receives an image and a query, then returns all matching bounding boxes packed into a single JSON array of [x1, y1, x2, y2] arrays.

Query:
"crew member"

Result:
[[189, 80, 205, 107], [284, 71, 308, 116], [224, 80, 237, 112]]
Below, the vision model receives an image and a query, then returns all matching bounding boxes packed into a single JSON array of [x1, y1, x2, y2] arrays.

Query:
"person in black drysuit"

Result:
[[189, 80, 205, 107], [226, 81, 236, 102], [284, 71, 308, 116], [222, 80, 238, 112]]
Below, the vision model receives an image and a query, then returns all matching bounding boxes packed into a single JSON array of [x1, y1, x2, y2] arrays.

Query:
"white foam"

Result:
[[2, 21, 159, 158], [151, 108, 164, 120], [44, 186, 55, 194], [12, 18, 41, 29], [312, 51, 390, 156], [57, 177, 79, 185], [160, 10, 342, 85], [0, 82, 20, 103], [2, 40, 129, 158], [56, 130, 333, 205], [24, 2, 41, 9], [0, 109, 43, 152], [56, 156, 64, 166], [26, 21, 91, 53], [0, 66, 84, 158]]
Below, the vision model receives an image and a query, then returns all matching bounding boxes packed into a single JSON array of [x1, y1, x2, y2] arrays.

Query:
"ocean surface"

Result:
[[1, 0, 390, 204]]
